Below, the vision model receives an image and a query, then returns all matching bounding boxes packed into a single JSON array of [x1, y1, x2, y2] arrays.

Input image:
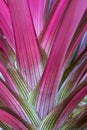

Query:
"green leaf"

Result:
[[17, 96, 41, 127], [8, 0, 43, 89], [39, 79, 87, 130], [0, 122, 12, 130], [37, 0, 87, 119], [58, 56, 87, 103], [28, 85, 39, 107], [8, 68, 31, 99]]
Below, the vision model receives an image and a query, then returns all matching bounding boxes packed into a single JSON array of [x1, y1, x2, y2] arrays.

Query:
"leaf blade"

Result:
[[0, 0, 15, 50], [0, 109, 28, 130], [37, 0, 87, 119], [7, 0, 43, 89]]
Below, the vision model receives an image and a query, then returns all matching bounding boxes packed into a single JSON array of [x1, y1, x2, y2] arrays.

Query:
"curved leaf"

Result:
[[17, 97, 41, 127], [8, 68, 31, 99], [58, 56, 87, 103], [0, 122, 12, 130], [0, 81, 29, 123], [0, 109, 28, 130], [62, 110, 87, 130], [64, 12, 87, 67], [41, 0, 69, 56], [54, 87, 87, 129], [73, 31, 87, 64], [29, 0, 47, 36], [7, 0, 43, 89], [0, 63, 19, 95], [0, 0, 15, 50], [37, 0, 87, 119], [39, 79, 87, 130], [0, 80, 41, 128], [0, 32, 15, 66], [60, 47, 87, 86]]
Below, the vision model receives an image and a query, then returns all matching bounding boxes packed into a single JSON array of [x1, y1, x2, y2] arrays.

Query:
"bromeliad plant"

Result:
[[0, 0, 87, 129]]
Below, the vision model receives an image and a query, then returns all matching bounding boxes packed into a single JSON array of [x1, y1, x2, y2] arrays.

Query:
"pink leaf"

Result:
[[41, 0, 69, 56], [0, 0, 15, 50], [51, 0, 60, 12], [58, 56, 87, 103], [54, 85, 87, 129], [64, 22, 87, 68], [0, 109, 27, 130], [60, 47, 87, 86], [0, 81, 29, 123], [39, 79, 87, 130], [0, 62, 19, 95], [74, 31, 87, 61], [37, 0, 87, 119], [0, 39, 9, 61], [0, 32, 15, 65], [29, 0, 47, 36], [7, 0, 43, 89]]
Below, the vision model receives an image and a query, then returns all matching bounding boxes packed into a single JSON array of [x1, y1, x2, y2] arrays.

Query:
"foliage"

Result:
[[0, 0, 87, 129]]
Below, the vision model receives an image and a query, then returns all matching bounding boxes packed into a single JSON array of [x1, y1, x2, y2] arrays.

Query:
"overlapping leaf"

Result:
[[39, 79, 87, 130], [0, 0, 15, 50], [41, 0, 69, 56], [58, 54, 87, 103], [0, 81, 29, 123], [0, 0, 87, 129], [7, 0, 43, 89], [0, 109, 35, 130], [37, 0, 87, 119], [29, 0, 47, 36]]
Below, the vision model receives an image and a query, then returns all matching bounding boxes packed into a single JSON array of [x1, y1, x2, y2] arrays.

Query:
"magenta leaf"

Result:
[[55, 86, 87, 129], [29, 0, 47, 36], [0, 40, 10, 63], [8, 68, 31, 100], [39, 79, 87, 130], [58, 56, 87, 103], [0, 109, 31, 130], [0, 81, 29, 123], [37, 0, 87, 119], [62, 110, 87, 129], [0, 32, 15, 65], [64, 20, 87, 67], [0, 0, 87, 129], [41, 0, 69, 56], [7, 0, 43, 89], [74, 31, 87, 62], [51, 0, 60, 12], [60, 47, 87, 87], [0, 62, 19, 95], [0, 121, 11, 129], [0, 0, 15, 50]]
